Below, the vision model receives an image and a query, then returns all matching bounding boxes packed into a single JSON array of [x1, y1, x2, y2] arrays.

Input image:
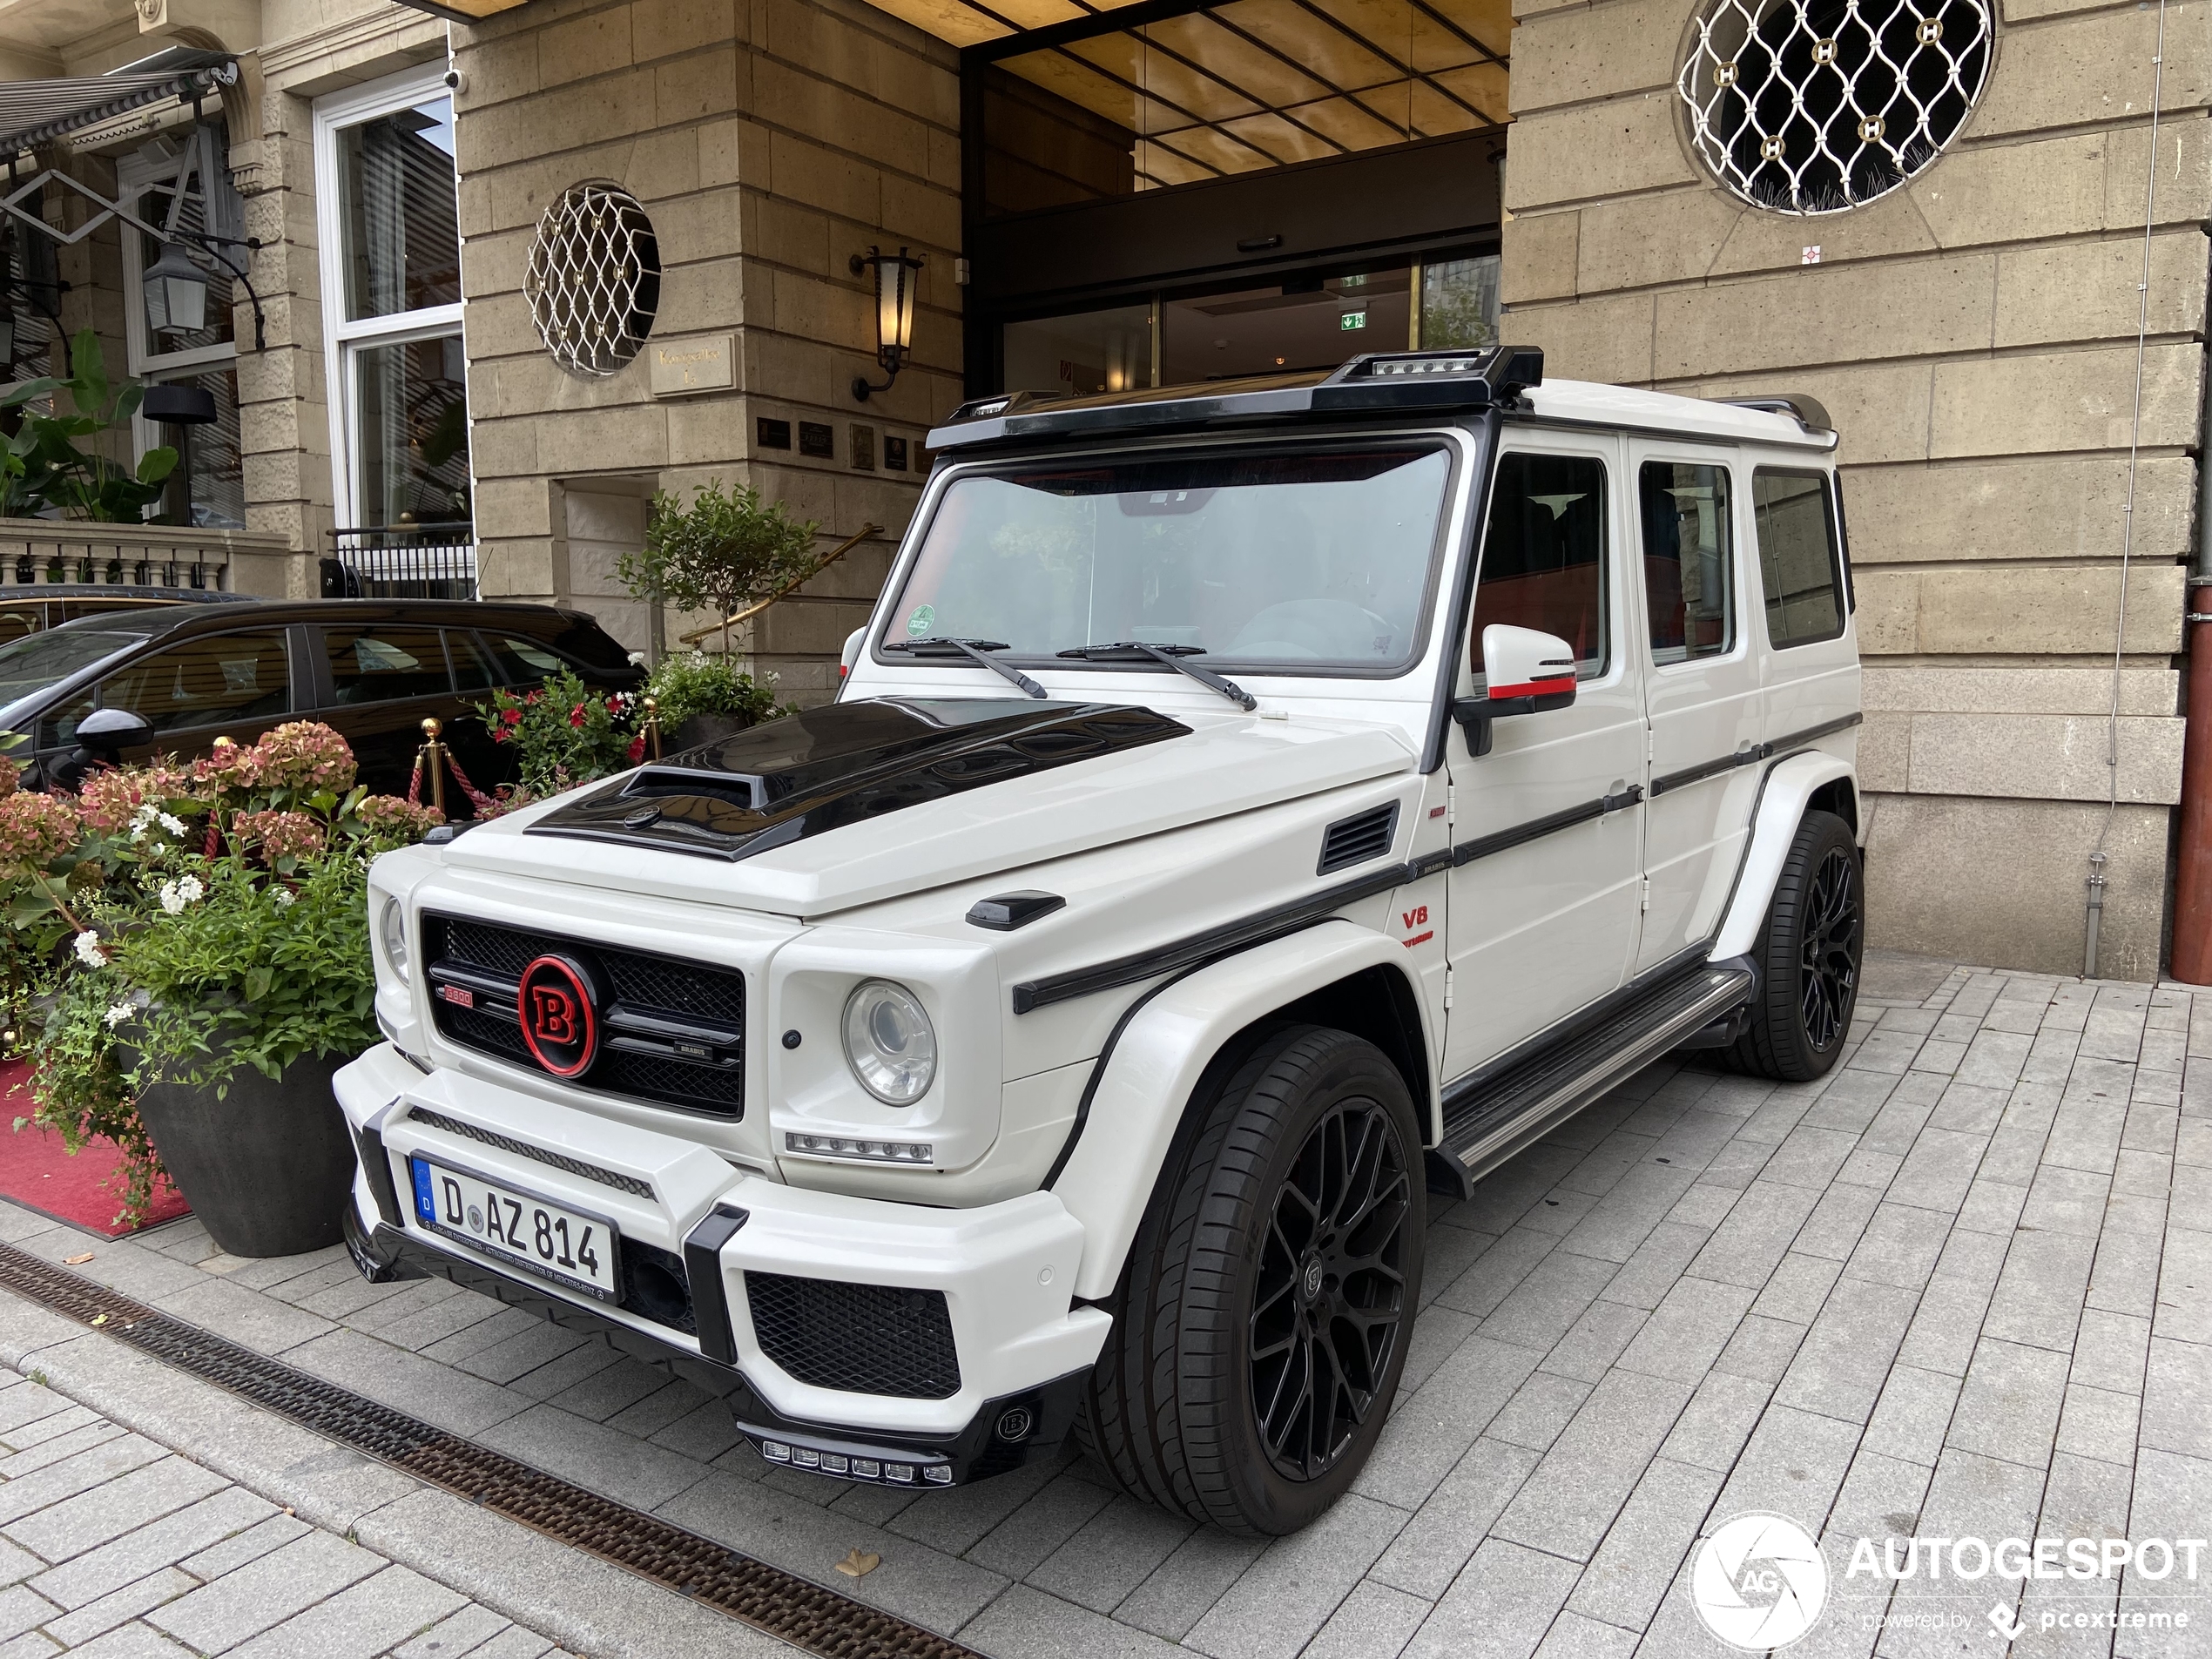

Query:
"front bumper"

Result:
[[334, 1042, 1110, 1482]]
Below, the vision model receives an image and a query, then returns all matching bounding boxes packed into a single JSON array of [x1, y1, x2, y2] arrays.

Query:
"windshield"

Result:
[[0, 627, 151, 718], [886, 443, 1453, 673]]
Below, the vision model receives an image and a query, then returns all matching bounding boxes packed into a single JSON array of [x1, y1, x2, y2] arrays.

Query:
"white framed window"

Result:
[[313, 64, 472, 539], [120, 124, 246, 529]]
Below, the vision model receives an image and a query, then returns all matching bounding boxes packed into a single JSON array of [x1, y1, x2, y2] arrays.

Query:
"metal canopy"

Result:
[[0, 49, 236, 160], [904, 0, 1509, 198]]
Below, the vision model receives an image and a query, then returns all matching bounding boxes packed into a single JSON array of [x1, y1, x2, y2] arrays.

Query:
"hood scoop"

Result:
[[527, 697, 1191, 863]]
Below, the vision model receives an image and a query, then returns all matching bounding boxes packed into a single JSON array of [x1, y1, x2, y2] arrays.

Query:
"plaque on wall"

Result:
[[799, 422, 835, 458], [884, 436, 908, 472], [757, 417, 792, 450], [849, 424, 876, 471], [647, 334, 735, 396]]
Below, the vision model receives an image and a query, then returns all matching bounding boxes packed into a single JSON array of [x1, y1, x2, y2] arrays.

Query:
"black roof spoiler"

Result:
[[929, 347, 1545, 450], [1717, 394, 1833, 434]]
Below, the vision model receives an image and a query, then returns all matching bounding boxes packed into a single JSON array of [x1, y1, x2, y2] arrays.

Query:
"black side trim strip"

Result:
[[1450, 785, 1642, 868], [682, 1204, 750, 1367], [1650, 712, 1864, 798], [1010, 860, 1413, 1014]]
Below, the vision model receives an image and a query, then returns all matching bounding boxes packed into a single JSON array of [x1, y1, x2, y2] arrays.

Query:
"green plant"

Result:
[[645, 651, 788, 733], [3, 330, 179, 523], [13, 964, 161, 1222], [622, 480, 820, 654], [110, 849, 380, 1097], [478, 668, 643, 795]]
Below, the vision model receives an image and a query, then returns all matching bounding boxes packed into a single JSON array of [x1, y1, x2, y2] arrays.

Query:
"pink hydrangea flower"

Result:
[[0, 790, 82, 874], [233, 809, 327, 863], [354, 796, 445, 841]]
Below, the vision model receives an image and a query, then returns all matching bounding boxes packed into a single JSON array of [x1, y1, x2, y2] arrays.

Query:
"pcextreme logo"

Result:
[[1690, 1513, 1830, 1650]]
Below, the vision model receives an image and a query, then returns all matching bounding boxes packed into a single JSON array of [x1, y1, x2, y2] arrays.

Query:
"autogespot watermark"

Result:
[[1686, 1514, 2208, 1651]]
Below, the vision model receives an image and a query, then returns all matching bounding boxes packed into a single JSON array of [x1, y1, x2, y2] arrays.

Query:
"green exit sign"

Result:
[[1339, 311, 1367, 331]]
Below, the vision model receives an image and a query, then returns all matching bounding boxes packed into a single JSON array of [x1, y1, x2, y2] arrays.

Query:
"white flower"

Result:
[[273, 888, 295, 907], [103, 1001, 133, 1028], [158, 813, 187, 838], [73, 931, 108, 968], [158, 874, 205, 915]]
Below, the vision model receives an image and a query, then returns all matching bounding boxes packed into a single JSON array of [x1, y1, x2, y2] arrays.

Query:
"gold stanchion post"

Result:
[[420, 718, 448, 817], [642, 696, 663, 761]]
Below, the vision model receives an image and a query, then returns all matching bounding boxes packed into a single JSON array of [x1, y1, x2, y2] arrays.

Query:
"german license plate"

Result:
[[408, 1155, 619, 1299]]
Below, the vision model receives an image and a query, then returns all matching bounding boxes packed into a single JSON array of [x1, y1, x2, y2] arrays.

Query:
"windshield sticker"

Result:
[[906, 604, 935, 637]]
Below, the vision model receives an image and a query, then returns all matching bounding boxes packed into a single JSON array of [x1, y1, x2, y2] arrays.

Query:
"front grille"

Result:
[[744, 1273, 961, 1399], [425, 914, 746, 1118]]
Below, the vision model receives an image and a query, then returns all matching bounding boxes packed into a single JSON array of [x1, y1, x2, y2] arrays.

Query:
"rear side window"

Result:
[[1472, 452, 1609, 679], [322, 627, 453, 705], [1640, 462, 1734, 665], [1752, 470, 1846, 648], [474, 632, 569, 687]]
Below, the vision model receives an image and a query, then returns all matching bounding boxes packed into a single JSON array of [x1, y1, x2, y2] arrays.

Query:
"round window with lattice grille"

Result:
[[1679, 0, 1993, 215], [524, 182, 663, 376]]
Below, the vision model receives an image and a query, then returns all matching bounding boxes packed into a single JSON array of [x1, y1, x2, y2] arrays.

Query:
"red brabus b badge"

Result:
[[517, 954, 599, 1077]]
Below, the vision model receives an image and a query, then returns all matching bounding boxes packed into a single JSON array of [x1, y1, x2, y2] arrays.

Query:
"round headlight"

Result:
[[842, 980, 936, 1105], [378, 897, 409, 977]]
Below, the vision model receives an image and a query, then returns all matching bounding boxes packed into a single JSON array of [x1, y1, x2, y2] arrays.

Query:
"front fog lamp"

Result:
[[842, 980, 935, 1104], [377, 897, 409, 977]]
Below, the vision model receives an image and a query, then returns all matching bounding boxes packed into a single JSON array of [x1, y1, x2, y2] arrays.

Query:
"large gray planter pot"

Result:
[[136, 1051, 356, 1258]]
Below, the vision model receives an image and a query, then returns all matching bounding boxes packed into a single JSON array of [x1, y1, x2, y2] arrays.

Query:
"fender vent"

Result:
[[1318, 802, 1399, 875]]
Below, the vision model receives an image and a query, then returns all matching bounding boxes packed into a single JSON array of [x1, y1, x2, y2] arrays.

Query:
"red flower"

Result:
[[606, 698, 622, 714], [627, 736, 646, 763], [502, 708, 522, 727], [525, 690, 543, 705], [569, 706, 587, 728], [491, 729, 508, 744]]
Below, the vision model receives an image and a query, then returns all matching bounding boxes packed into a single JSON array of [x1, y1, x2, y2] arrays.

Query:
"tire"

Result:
[[1723, 809, 1865, 1082], [1077, 1025, 1425, 1535]]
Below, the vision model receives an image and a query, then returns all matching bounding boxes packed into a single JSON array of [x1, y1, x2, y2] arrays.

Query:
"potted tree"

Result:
[[619, 480, 819, 749]]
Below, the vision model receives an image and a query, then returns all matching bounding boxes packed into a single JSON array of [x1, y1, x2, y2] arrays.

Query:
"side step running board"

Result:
[[1431, 960, 1756, 1199]]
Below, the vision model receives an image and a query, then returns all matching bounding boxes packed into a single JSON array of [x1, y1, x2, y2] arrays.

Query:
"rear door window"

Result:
[[1471, 451, 1609, 680], [322, 627, 455, 705], [1751, 470, 1847, 648], [474, 631, 570, 686], [95, 630, 293, 733], [1639, 462, 1735, 665]]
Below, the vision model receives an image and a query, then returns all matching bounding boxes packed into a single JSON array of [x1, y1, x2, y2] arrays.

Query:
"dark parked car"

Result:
[[0, 601, 644, 810], [0, 585, 258, 647]]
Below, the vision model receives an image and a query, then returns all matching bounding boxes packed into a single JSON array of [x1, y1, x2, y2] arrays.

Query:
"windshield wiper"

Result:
[[882, 637, 1048, 698], [1055, 642, 1256, 711]]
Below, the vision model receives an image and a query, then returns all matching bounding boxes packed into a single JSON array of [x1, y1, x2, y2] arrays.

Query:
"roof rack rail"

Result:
[[1719, 394, 1833, 433]]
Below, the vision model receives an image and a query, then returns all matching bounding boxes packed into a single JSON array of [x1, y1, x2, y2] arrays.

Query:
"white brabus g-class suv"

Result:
[[339, 347, 1864, 1535]]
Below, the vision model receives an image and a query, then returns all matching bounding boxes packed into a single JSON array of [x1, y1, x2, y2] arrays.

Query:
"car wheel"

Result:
[[1723, 810, 1863, 1082], [1078, 1025, 1424, 1534]]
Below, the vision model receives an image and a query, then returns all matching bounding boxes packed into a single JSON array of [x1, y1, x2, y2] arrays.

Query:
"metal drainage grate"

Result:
[[0, 1241, 976, 1659]]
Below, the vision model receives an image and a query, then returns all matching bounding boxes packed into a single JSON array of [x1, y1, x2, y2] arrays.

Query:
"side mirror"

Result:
[[73, 707, 154, 756], [1452, 625, 1577, 757]]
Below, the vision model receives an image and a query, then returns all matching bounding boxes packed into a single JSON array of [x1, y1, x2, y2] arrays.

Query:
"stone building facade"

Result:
[[1501, 0, 2206, 978]]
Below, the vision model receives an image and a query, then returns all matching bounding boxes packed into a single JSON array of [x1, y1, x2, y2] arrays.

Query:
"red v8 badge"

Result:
[[517, 954, 600, 1077]]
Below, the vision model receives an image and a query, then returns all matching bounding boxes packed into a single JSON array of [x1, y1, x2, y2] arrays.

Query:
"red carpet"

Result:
[[0, 1060, 191, 1237]]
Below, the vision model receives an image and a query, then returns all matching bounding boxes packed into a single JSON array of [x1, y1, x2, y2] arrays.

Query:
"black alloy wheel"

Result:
[[1724, 809, 1865, 1082], [1079, 1025, 1426, 1534], [1798, 845, 1861, 1051], [1251, 1099, 1412, 1482]]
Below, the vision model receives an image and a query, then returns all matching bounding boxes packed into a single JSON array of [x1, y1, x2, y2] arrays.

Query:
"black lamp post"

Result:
[[851, 246, 923, 401], [142, 239, 210, 335]]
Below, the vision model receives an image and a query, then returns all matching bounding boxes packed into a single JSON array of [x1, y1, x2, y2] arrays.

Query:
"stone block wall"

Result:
[[1501, 0, 2209, 979], [448, 0, 963, 699]]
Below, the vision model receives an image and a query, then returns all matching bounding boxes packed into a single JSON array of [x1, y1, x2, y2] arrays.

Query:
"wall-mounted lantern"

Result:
[[850, 245, 923, 402], [142, 240, 210, 335]]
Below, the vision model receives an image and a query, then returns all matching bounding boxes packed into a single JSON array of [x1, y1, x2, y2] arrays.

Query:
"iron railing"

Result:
[[328, 522, 476, 600], [0, 517, 282, 591]]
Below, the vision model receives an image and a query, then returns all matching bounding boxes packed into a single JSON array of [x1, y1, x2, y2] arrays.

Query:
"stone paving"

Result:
[[0, 1372, 570, 1657], [0, 948, 2206, 1659]]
